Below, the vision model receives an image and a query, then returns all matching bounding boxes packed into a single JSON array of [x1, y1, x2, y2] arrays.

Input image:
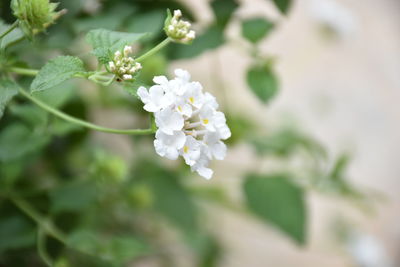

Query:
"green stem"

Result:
[[18, 89, 155, 135], [9, 67, 39, 76], [37, 228, 53, 267], [0, 21, 18, 40], [11, 197, 67, 244], [136, 37, 171, 62]]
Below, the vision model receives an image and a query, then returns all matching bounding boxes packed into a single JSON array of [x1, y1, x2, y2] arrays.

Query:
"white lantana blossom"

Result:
[[138, 69, 231, 179]]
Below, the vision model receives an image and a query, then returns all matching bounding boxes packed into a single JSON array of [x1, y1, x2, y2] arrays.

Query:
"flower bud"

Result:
[[164, 9, 196, 44], [11, 0, 66, 39], [108, 46, 141, 82]]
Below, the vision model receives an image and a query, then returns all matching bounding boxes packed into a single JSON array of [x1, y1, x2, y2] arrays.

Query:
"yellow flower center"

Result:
[[189, 97, 194, 104], [183, 146, 189, 153], [202, 119, 209, 125]]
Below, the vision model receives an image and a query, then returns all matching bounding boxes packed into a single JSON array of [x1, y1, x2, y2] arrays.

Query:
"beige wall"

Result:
[[174, 0, 400, 266]]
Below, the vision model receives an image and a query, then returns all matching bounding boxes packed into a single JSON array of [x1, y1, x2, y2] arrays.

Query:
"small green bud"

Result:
[[108, 45, 142, 82], [10, 0, 66, 39], [164, 9, 196, 44]]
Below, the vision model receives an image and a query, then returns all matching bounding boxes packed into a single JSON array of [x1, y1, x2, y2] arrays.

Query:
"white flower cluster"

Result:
[[165, 9, 195, 44], [137, 69, 231, 179], [108, 45, 142, 81]]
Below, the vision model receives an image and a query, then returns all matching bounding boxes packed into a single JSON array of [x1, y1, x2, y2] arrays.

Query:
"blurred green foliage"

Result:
[[0, 0, 372, 266]]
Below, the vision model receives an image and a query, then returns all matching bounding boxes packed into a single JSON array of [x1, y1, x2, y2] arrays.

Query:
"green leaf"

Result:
[[210, 0, 239, 28], [0, 20, 24, 49], [241, 18, 274, 43], [10, 104, 48, 129], [126, 10, 165, 39], [149, 173, 198, 232], [251, 129, 326, 158], [134, 159, 198, 231], [66, 231, 149, 265], [169, 25, 224, 59], [246, 64, 279, 103], [49, 181, 98, 213], [0, 123, 50, 162], [0, 78, 19, 120], [85, 29, 148, 63], [271, 0, 292, 15], [244, 174, 307, 244], [30, 56, 85, 93], [0, 215, 36, 252]]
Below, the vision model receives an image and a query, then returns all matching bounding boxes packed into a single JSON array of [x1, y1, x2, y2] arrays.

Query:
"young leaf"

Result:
[[246, 64, 279, 103], [0, 78, 19, 120], [243, 174, 307, 244], [210, 0, 239, 28], [241, 18, 274, 44], [271, 0, 292, 15], [30, 56, 86, 93], [85, 29, 148, 63]]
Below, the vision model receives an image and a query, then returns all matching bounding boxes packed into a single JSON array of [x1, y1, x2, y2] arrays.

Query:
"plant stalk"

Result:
[[136, 37, 171, 62], [18, 89, 155, 135]]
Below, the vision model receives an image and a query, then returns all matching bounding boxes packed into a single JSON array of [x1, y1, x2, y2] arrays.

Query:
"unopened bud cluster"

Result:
[[108, 46, 142, 81], [165, 10, 195, 44]]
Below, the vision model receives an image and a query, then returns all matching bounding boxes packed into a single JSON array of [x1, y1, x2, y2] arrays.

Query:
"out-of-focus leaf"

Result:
[[330, 154, 350, 180], [86, 29, 148, 63], [30, 56, 85, 93], [135, 159, 198, 231], [34, 80, 76, 108], [271, 0, 292, 15], [10, 104, 48, 129], [169, 25, 224, 59], [0, 215, 36, 252], [0, 20, 24, 49], [210, 0, 239, 28], [225, 113, 256, 145], [73, 4, 134, 33], [126, 10, 165, 39], [148, 173, 198, 232], [49, 181, 98, 213], [0, 78, 19, 120], [241, 17, 274, 43], [246, 64, 279, 103], [251, 129, 326, 158], [244, 174, 307, 244], [66, 231, 149, 265], [0, 123, 50, 162], [186, 232, 221, 267]]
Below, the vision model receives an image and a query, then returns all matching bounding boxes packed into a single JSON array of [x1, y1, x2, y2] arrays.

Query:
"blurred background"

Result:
[[0, 0, 399, 266]]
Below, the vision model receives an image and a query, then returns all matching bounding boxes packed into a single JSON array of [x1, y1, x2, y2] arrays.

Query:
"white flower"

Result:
[[154, 130, 186, 160], [155, 107, 184, 135], [138, 69, 231, 179], [137, 85, 172, 112], [180, 136, 201, 166], [203, 132, 227, 160], [214, 112, 231, 140], [190, 149, 213, 179]]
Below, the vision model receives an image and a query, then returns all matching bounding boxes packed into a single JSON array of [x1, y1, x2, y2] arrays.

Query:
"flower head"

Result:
[[164, 9, 196, 44], [138, 69, 231, 179], [11, 0, 66, 38], [108, 45, 142, 82]]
